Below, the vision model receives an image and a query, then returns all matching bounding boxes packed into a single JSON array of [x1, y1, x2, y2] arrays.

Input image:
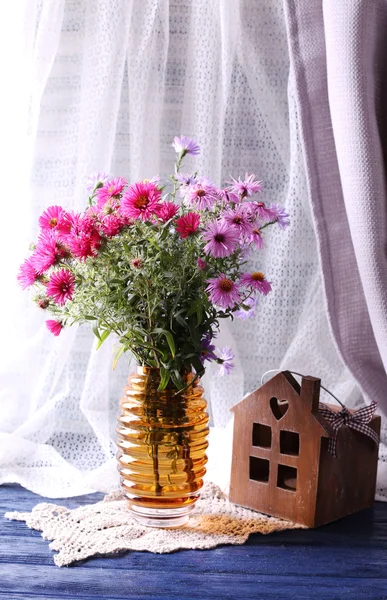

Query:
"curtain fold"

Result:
[[1, 0, 385, 498]]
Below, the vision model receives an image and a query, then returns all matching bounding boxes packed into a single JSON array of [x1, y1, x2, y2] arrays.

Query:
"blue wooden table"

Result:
[[1, 485, 386, 600]]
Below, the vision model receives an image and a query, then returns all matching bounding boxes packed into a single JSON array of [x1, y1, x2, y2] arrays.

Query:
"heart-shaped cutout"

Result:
[[270, 396, 289, 420]]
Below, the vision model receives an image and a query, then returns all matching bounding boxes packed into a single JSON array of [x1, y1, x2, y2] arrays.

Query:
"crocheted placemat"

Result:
[[5, 482, 303, 567]]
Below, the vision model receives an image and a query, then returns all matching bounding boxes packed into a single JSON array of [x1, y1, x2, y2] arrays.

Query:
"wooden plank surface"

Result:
[[1, 485, 387, 600]]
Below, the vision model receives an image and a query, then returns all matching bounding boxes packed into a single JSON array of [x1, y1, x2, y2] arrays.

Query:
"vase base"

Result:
[[129, 502, 196, 528]]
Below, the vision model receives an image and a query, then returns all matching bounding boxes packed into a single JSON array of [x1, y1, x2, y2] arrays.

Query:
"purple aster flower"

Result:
[[200, 333, 217, 364], [248, 201, 275, 221], [234, 296, 258, 320], [216, 347, 235, 376], [249, 227, 264, 249], [172, 136, 200, 156], [228, 173, 262, 199], [206, 274, 241, 309], [86, 172, 109, 193], [267, 204, 290, 229], [177, 172, 198, 197], [203, 220, 240, 258], [185, 179, 220, 210], [240, 272, 272, 295], [218, 188, 241, 204], [220, 206, 253, 237]]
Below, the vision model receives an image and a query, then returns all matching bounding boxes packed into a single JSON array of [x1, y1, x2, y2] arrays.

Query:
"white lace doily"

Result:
[[5, 482, 302, 567]]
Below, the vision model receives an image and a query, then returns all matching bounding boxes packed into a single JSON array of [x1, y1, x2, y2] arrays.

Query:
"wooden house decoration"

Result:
[[229, 371, 380, 527]]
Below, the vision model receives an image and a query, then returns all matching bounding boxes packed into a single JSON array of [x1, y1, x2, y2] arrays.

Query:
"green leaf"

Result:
[[96, 329, 111, 350], [154, 328, 176, 358], [112, 345, 125, 370], [92, 322, 101, 340], [158, 366, 171, 391]]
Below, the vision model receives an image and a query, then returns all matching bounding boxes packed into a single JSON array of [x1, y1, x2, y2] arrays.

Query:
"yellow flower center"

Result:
[[49, 218, 58, 227]]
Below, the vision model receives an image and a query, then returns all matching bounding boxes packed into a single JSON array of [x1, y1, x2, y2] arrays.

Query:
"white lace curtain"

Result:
[[0, 0, 385, 498]]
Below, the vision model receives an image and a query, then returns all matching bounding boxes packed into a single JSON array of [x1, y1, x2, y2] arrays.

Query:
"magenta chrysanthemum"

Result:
[[38, 206, 65, 232], [64, 214, 101, 259], [172, 136, 200, 156], [206, 274, 241, 309], [203, 220, 239, 258], [17, 257, 41, 289], [220, 207, 253, 237], [120, 181, 161, 222], [46, 269, 75, 305], [228, 173, 262, 199], [100, 214, 124, 237], [31, 232, 69, 274], [176, 212, 200, 239], [96, 177, 127, 208], [185, 181, 219, 210], [46, 319, 63, 336], [216, 346, 235, 376], [155, 202, 179, 223], [240, 272, 272, 295]]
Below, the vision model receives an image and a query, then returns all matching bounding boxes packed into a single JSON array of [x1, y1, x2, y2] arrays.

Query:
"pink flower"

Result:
[[155, 201, 179, 223], [176, 212, 200, 238], [31, 232, 69, 274], [17, 257, 41, 289], [120, 181, 161, 221], [240, 272, 272, 295], [248, 201, 274, 221], [64, 214, 102, 260], [46, 320, 63, 336], [228, 173, 262, 199], [46, 269, 75, 305], [38, 206, 65, 232], [220, 207, 253, 236], [203, 220, 239, 258], [249, 227, 264, 249], [96, 177, 127, 208], [56, 211, 79, 238], [217, 189, 240, 204], [206, 274, 241, 309], [100, 214, 124, 237], [197, 257, 208, 271], [185, 180, 220, 210], [172, 136, 200, 156]]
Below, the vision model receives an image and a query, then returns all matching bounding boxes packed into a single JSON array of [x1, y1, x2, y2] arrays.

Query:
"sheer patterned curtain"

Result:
[[0, 0, 385, 498]]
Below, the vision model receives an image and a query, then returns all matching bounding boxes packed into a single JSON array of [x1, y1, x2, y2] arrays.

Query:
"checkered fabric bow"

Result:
[[318, 401, 379, 457]]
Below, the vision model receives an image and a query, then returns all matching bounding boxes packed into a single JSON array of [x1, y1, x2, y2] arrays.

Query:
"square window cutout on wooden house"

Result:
[[280, 430, 300, 455], [277, 464, 297, 492], [249, 456, 270, 483], [252, 423, 272, 448]]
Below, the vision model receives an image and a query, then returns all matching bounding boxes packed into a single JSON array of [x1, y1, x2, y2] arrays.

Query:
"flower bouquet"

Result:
[[18, 136, 288, 526]]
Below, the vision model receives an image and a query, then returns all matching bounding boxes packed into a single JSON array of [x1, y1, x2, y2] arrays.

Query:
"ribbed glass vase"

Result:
[[117, 366, 209, 527]]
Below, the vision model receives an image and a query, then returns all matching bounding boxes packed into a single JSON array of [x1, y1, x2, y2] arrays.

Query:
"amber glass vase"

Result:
[[117, 366, 209, 527]]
